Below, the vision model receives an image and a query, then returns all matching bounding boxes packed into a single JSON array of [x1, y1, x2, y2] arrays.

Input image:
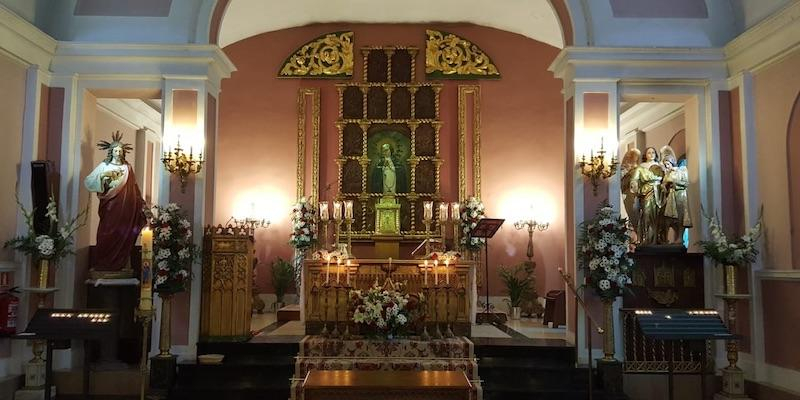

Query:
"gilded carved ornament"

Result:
[[279, 31, 354, 78], [425, 30, 500, 79]]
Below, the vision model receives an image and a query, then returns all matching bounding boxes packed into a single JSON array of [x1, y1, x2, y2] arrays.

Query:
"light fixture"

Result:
[[226, 216, 269, 237], [577, 138, 618, 196], [513, 209, 549, 265], [161, 138, 204, 192]]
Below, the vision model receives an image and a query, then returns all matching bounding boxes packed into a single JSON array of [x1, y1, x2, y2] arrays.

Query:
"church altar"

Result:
[[300, 258, 477, 336], [290, 336, 482, 400]]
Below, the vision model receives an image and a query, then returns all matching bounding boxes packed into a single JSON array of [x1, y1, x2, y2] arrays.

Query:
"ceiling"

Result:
[[218, 0, 564, 48]]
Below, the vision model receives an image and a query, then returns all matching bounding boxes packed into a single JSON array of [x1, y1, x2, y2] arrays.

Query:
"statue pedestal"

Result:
[[715, 367, 751, 400], [374, 196, 400, 236]]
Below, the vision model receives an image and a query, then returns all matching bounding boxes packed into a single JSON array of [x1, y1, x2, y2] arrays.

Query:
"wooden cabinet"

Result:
[[200, 229, 253, 341]]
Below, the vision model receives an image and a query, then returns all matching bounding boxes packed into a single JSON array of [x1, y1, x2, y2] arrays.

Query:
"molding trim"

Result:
[[620, 102, 684, 136], [760, 362, 800, 395], [756, 269, 800, 281], [549, 46, 728, 82], [0, 4, 56, 68], [725, 1, 800, 75]]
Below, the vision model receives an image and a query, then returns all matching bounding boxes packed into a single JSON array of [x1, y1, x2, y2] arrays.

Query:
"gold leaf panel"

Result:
[[425, 29, 500, 79], [279, 31, 354, 78]]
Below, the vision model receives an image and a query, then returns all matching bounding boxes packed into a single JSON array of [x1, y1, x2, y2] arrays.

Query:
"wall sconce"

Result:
[[162, 138, 204, 192], [513, 213, 549, 265], [226, 216, 270, 237], [577, 138, 618, 196]]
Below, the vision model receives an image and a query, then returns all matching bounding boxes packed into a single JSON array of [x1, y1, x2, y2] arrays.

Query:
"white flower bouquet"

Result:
[[289, 197, 317, 251], [697, 208, 762, 267], [459, 196, 486, 251], [4, 196, 88, 262], [577, 203, 635, 300], [350, 283, 423, 339], [150, 203, 195, 294]]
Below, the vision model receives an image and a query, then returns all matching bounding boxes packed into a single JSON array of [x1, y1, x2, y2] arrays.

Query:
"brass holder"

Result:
[[331, 284, 341, 338], [514, 219, 550, 265], [345, 218, 353, 256], [158, 294, 173, 358], [424, 219, 432, 255], [342, 280, 352, 340], [321, 282, 330, 337], [136, 306, 155, 400], [445, 283, 454, 338], [421, 284, 431, 341], [577, 139, 618, 196], [440, 219, 448, 250], [715, 264, 752, 399], [334, 218, 342, 249], [433, 285, 443, 339], [601, 298, 616, 361], [452, 221, 460, 253], [321, 219, 329, 250], [161, 141, 204, 193]]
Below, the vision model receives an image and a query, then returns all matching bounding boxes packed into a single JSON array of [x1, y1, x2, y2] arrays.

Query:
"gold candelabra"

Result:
[[161, 140, 204, 193], [578, 139, 618, 196], [513, 218, 549, 264]]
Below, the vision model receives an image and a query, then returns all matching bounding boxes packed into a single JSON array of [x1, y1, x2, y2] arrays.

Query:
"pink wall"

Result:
[[217, 23, 565, 296], [788, 92, 800, 268], [753, 50, 800, 270], [0, 53, 27, 261], [762, 280, 800, 371], [644, 112, 685, 155]]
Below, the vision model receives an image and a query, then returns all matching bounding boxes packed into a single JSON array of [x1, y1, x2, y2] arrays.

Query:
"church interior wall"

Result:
[[0, 49, 26, 365], [752, 47, 800, 374], [643, 111, 686, 153], [217, 23, 565, 298]]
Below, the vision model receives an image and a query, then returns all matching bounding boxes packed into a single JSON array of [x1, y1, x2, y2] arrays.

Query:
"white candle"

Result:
[[424, 260, 428, 285], [333, 201, 343, 221], [336, 258, 341, 284], [434, 259, 439, 285], [319, 201, 329, 221], [140, 227, 153, 311], [445, 258, 450, 285], [451, 202, 460, 221], [423, 201, 433, 221], [344, 200, 354, 220], [325, 256, 331, 284], [439, 203, 449, 222]]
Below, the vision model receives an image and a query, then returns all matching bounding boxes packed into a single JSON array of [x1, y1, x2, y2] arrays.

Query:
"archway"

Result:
[[788, 92, 800, 267]]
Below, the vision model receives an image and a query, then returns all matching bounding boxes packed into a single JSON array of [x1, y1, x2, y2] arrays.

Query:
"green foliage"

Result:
[[271, 258, 294, 303], [498, 263, 534, 308]]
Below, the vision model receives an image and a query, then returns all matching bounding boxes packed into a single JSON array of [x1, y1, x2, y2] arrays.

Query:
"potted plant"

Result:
[[271, 258, 294, 310], [499, 263, 534, 320]]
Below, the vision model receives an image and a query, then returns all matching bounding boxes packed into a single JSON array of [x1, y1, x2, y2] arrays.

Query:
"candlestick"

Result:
[[344, 200, 354, 220], [325, 256, 331, 284], [140, 227, 153, 311], [445, 258, 450, 285], [336, 258, 341, 284], [346, 259, 352, 285], [434, 259, 439, 285], [423, 201, 433, 221], [439, 202, 449, 222], [319, 201, 329, 221], [333, 201, 343, 221], [424, 260, 429, 286]]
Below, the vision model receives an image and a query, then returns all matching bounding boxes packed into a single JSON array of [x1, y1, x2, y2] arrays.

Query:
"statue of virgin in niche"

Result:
[[84, 131, 147, 276], [631, 147, 664, 245], [370, 142, 408, 194]]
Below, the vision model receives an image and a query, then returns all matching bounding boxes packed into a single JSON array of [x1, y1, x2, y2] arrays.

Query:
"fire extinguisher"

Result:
[[0, 286, 19, 336]]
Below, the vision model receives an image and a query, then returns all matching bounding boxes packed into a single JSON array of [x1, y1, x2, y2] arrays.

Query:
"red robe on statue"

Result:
[[87, 162, 147, 271]]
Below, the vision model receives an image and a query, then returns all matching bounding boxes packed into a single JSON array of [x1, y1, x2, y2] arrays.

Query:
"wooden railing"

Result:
[[621, 308, 712, 374]]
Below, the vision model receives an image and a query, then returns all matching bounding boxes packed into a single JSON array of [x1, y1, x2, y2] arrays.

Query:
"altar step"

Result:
[[474, 337, 616, 400], [170, 340, 299, 400]]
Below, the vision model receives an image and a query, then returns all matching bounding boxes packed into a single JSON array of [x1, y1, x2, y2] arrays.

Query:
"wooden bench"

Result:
[[302, 370, 472, 400]]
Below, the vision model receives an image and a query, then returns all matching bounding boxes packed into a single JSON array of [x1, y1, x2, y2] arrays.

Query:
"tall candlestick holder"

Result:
[[321, 282, 331, 337], [342, 279, 352, 340], [445, 282, 455, 338], [321, 218, 329, 250], [424, 219, 432, 255], [345, 218, 353, 256], [433, 284, 443, 339], [421, 282, 431, 341], [331, 283, 341, 338], [334, 217, 342, 249]]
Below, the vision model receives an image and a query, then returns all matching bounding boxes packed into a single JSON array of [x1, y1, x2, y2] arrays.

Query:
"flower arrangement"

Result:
[[697, 208, 762, 267], [289, 197, 317, 251], [350, 283, 423, 339], [459, 196, 486, 251], [4, 196, 88, 261], [577, 203, 635, 301], [150, 203, 196, 294]]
